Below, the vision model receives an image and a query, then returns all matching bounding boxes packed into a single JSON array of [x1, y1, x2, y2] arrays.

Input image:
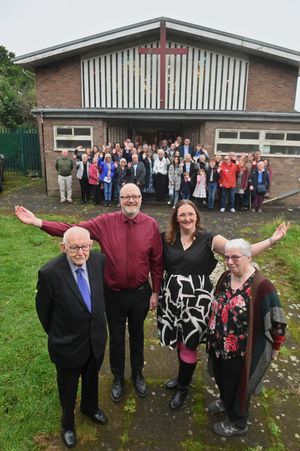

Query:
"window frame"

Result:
[[53, 125, 93, 151], [215, 128, 300, 157]]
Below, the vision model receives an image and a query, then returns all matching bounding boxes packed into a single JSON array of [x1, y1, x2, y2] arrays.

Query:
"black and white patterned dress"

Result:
[[157, 231, 218, 350]]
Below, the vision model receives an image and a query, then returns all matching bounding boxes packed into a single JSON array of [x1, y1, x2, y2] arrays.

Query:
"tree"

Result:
[[0, 45, 36, 128]]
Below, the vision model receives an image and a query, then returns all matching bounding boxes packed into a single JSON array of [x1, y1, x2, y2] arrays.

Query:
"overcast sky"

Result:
[[1, 0, 300, 108]]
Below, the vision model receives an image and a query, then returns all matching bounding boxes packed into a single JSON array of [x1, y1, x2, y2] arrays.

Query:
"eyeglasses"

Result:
[[224, 255, 245, 262], [120, 195, 141, 201], [66, 244, 91, 253]]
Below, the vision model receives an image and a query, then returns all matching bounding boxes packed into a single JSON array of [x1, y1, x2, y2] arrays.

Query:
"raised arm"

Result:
[[15, 205, 104, 242], [212, 222, 289, 256]]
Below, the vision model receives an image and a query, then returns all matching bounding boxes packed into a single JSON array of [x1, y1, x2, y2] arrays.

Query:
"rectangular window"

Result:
[[286, 133, 300, 141], [218, 131, 238, 139], [216, 129, 300, 157], [53, 126, 93, 150], [240, 132, 259, 140], [265, 132, 285, 140]]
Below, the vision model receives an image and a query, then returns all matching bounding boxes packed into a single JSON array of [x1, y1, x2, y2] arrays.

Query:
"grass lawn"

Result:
[[0, 215, 299, 450]]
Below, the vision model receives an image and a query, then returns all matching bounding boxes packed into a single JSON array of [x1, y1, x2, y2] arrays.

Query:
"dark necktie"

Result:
[[76, 267, 91, 313], [126, 220, 135, 285]]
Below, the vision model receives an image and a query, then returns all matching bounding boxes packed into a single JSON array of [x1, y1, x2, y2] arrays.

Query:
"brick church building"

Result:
[[15, 17, 300, 203]]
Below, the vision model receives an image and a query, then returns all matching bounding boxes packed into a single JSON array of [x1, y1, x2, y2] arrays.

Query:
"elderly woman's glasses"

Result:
[[224, 255, 245, 262]]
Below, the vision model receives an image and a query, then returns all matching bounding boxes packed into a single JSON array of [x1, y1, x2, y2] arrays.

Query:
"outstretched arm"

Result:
[[15, 206, 42, 228], [212, 222, 289, 256]]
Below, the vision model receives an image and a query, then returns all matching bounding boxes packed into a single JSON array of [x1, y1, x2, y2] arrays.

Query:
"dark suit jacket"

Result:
[[128, 161, 146, 187], [179, 145, 194, 159], [36, 251, 107, 369]]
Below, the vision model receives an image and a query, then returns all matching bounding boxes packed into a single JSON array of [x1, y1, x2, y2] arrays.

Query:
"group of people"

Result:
[[15, 185, 287, 448], [55, 138, 272, 213]]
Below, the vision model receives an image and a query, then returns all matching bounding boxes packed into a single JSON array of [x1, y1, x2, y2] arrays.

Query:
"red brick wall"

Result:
[[202, 121, 300, 206], [36, 57, 82, 108], [246, 57, 298, 112], [40, 118, 105, 195]]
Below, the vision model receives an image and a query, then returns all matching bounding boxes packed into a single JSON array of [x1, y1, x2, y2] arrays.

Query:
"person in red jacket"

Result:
[[218, 155, 240, 212]]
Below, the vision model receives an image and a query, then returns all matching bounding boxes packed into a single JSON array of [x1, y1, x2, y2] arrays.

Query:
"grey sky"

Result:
[[1, 0, 300, 107]]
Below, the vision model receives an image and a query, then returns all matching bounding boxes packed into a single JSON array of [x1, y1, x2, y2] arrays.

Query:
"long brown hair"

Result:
[[165, 200, 205, 245]]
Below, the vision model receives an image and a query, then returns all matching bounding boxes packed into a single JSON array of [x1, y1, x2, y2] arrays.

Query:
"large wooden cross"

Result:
[[138, 21, 188, 109]]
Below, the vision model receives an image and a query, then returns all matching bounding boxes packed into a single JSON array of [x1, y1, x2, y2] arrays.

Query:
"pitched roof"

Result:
[[14, 17, 300, 69]]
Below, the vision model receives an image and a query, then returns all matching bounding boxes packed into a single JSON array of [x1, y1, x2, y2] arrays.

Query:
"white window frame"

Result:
[[53, 125, 93, 151], [215, 129, 300, 157]]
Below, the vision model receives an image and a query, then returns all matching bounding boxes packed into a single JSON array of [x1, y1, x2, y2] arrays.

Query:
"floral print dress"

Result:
[[207, 273, 254, 358]]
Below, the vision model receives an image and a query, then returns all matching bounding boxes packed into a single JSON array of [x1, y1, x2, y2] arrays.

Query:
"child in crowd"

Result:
[[206, 159, 219, 211], [192, 168, 207, 209], [180, 172, 193, 200]]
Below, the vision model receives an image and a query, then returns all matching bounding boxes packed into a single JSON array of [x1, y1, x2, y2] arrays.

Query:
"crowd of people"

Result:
[[15, 186, 288, 447], [55, 136, 272, 213]]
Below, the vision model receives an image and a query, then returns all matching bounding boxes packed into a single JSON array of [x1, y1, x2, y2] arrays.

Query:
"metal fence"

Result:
[[0, 127, 41, 176]]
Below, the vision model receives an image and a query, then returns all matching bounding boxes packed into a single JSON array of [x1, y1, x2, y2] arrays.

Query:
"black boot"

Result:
[[169, 359, 197, 409], [165, 348, 180, 389]]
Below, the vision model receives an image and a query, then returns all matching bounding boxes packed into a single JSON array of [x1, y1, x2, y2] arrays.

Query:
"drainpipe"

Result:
[[40, 112, 48, 195]]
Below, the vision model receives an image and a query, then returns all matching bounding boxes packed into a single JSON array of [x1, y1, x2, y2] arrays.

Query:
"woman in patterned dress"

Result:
[[157, 200, 288, 409], [206, 239, 286, 437]]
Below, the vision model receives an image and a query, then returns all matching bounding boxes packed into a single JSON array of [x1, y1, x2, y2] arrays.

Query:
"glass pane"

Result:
[[56, 128, 73, 135], [216, 144, 259, 153], [240, 132, 259, 139], [286, 133, 300, 141], [218, 131, 238, 139], [56, 140, 92, 149], [265, 133, 285, 140], [269, 145, 300, 155], [74, 128, 91, 136]]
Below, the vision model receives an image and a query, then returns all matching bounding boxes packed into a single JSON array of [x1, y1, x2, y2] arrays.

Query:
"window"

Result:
[[215, 129, 300, 157], [53, 126, 93, 150], [240, 132, 259, 140], [265, 132, 285, 140]]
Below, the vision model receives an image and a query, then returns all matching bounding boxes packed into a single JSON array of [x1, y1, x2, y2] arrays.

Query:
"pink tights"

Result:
[[177, 341, 198, 364]]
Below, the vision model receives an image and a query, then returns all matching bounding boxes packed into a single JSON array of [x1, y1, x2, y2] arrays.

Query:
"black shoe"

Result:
[[80, 408, 108, 425], [133, 374, 148, 397], [111, 379, 124, 402], [61, 430, 76, 448], [169, 388, 188, 409], [165, 378, 178, 389]]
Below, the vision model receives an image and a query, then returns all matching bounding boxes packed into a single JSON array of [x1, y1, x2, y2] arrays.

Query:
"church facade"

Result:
[[15, 17, 300, 202]]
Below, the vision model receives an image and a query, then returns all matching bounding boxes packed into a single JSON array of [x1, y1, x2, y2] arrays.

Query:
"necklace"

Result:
[[181, 236, 194, 249]]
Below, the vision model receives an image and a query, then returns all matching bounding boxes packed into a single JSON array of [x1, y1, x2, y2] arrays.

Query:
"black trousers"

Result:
[[211, 353, 249, 428], [104, 282, 151, 380], [55, 352, 104, 430], [155, 173, 168, 201], [79, 178, 90, 202]]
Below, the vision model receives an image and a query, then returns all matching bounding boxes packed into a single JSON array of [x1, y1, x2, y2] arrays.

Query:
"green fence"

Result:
[[0, 127, 41, 176]]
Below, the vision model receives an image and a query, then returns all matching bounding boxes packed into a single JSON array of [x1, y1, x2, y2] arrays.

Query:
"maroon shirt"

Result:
[[42, 211, 163, 292]]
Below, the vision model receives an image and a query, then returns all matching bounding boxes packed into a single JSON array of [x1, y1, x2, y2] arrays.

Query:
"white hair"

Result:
[[63, 226, 90, 245], [224, 239, 252, 257]]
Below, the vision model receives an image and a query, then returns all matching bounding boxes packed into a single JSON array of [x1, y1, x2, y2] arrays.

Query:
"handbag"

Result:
[[256, 183, 267, 194]]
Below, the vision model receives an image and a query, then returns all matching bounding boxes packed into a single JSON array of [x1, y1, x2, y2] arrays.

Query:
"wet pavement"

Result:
[[1, 177, 300, 450]]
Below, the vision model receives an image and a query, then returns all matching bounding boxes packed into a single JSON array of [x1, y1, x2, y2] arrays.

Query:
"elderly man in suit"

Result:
[[36, 226, 107, 448], [128, 153, 146, 189]]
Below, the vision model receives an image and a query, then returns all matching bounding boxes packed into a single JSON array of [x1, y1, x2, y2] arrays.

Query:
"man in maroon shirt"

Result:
[[15, 183, 163, 403]]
